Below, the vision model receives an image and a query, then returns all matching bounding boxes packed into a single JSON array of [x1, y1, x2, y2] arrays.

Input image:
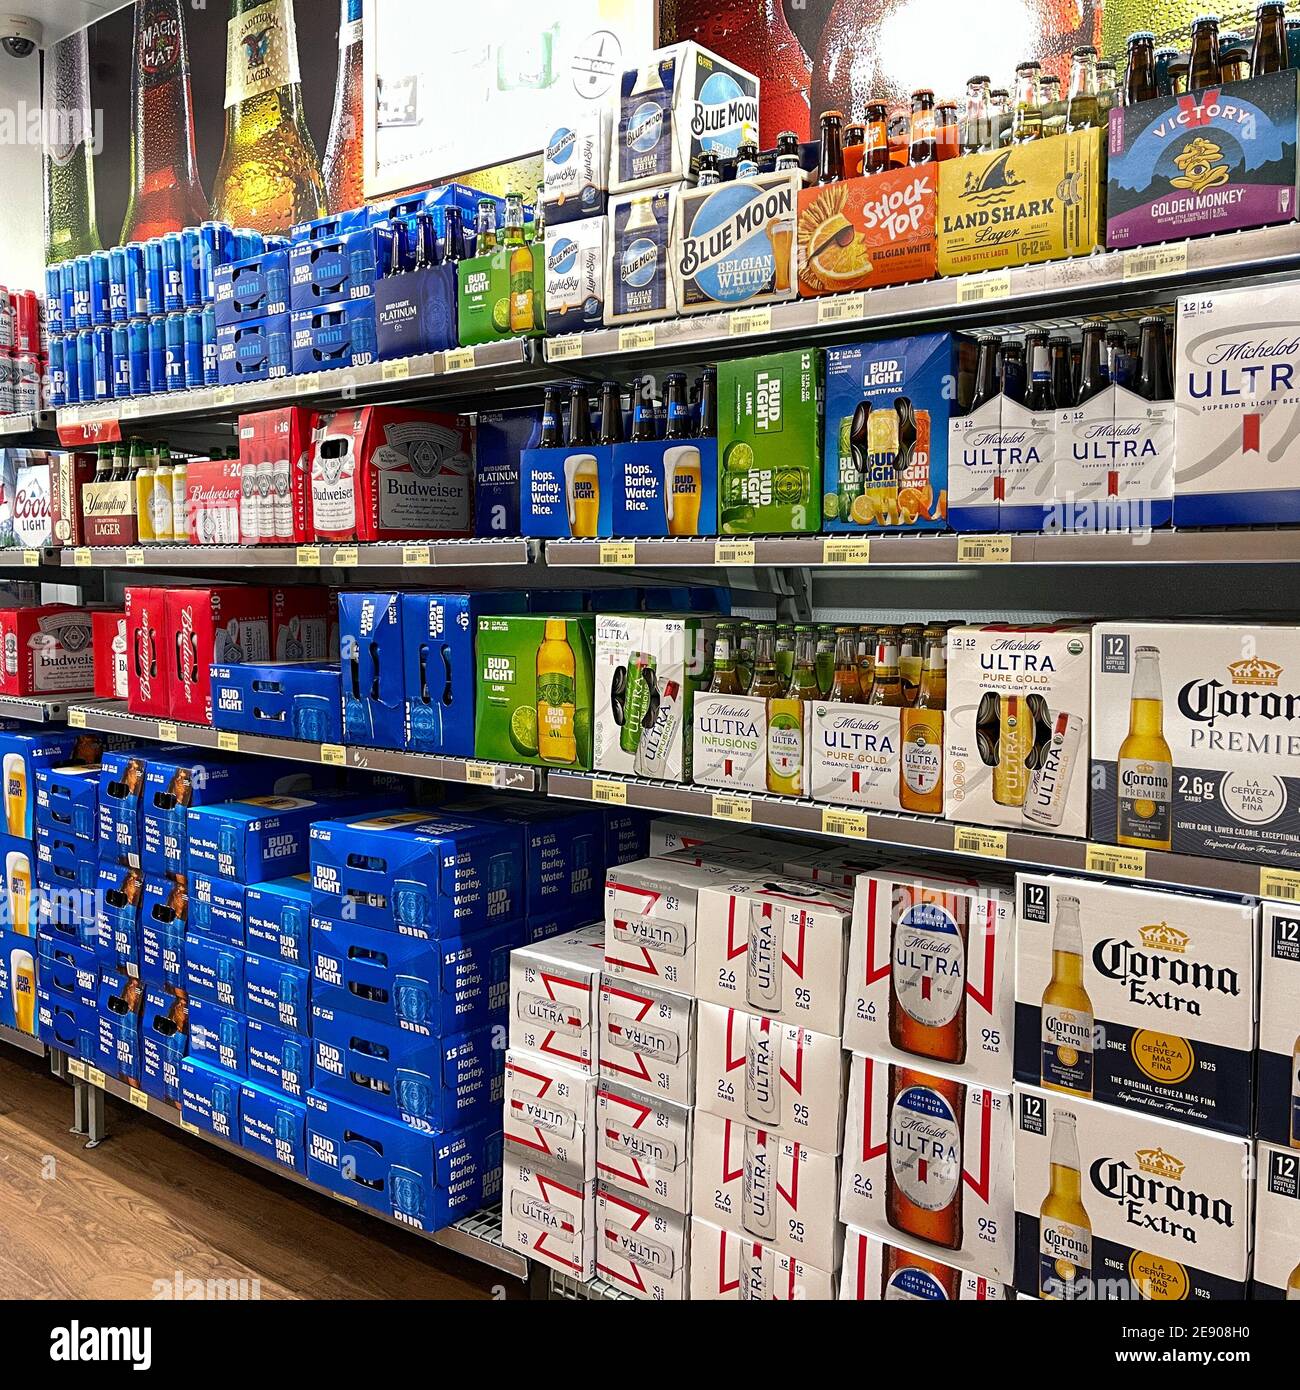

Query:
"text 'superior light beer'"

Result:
[[1259, 902, 1300, 1149], [1037, 1108, 1092, 1300]]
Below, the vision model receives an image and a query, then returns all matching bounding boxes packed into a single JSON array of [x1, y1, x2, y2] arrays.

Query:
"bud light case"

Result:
[[246, 1014, 311, 1099], [212, 251, 290, 327], [139, 875, 188, 988], [0, 729, 93, 841], [674, 173, 800, 314], [288, 225, 389, 311], [338, 590, 406, 748], [33, 763, 99, 848], [211, 661, 344, 745], [289, 297, 377, 374], [36, 932, 97, 1013], [186, 995, 247, 1076], [244, 951, 309, 1035], [606, 187, 678, 324], [239, 1079, 306, 1173], [180, 1055, 241, 1139], [94, 859, 144, 973], [186, 871, 248, 949], [215, 314, 291, 387], [96, 750, 150, 865], [94, 968, 144, 1083], [183, 932, 245, 1012], [139, 984, 189, 1105], [521, 442, 615, 538], [244, 874, 312, 967]]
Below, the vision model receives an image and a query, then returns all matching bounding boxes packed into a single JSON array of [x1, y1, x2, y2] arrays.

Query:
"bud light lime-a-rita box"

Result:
[[475, 614, 596, 770], [521, 439, 615, 538], [606, 187, 679, 324]]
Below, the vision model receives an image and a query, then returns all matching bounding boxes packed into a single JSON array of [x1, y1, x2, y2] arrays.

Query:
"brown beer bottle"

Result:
[[908, 89, 938, 165], [880, 1243, 963, 1299], [889, 881, 969, 1063], [936, 101, 960, 161], [818, 110, 845, 184], [1189, 14, 1223, 89], [1076, 321, 1109, 403], [1253, 2, 1288, 77], [863, 101, 890, 174], [885, 1064, 966, 1250], [969, 336, 1001, 412], [1220, 31, 1250, 81], [1136, 314, 1172, 402], [1123, 31, 1158, 105], [869, 628, 904, 707], [1050, 336, 1074, 411], [857, 626, 877, 699], [829, 627, 863, 703]]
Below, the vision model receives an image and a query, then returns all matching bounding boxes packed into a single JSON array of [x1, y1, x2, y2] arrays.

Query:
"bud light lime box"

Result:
[[305, 1092, 502, 1230], [33, 763, 99, 847], [290, 297, 378, 374], [187, 995, 247, 1076], [339, 590, 406, 748], [288, 225, 389, 311], [311, 1007, 503, 1130], [309, 809, 524, 937], [183, 933, 245, 1011], [824, 335, 964, 533], [216, 314, 291, 387], [246, 1015, 311, 1098], [611, 43, 760, 192], [544, 217, 606, 334], [140, 984, 189, 1105], [239, 1079, 305, 1172], [213, 251, 290, 327], [456, 243, 544, 346], [211, 661, 344, 746], [244, 874, 312, 966], [607, 187, 679, 323], [187, 870, 247, 948], [1106, 70, 1300, 249], [545, 108, 612, 226], [180, 1056, 240, 1140], [94, 968, 143, 1083], [521, 441, 615, 538], [718, 348, 823, 534]]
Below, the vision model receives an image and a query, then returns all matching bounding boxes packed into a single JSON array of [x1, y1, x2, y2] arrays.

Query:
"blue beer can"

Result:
[[92, 326, 113, 399], [72, 257, 92, 330], [148, 315, 168, 395], [183, 307, 205, 389], [181, 227, 204, 309], [44, 266, 63, 337], [144, 238, 166, 317], [162, 233, 185, 313], [164, 311, 186, 391], [108, 248, 129, 324], [123, 244, 148, 319], [263, 234, 290, 253], [78, 329, 100, 401], [233, 228, 265, 261], [128, 317, 150, 396], [201, 304, 219, 386], [59, 262, 77, 332], [48, 336, 66, 409], [88, 252, 112, 327], [111, 323, 131, 398], [63, 333, 80, 405], [200, 221, 234, 304]]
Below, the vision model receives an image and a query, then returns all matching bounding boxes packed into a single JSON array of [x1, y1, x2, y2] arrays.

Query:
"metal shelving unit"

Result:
[[0, 1024, 44, 1058], [0, 694, 74, 724], [0, 410, 57, 441], [0, 548, 55, 570], [60, 538, 538, 571]]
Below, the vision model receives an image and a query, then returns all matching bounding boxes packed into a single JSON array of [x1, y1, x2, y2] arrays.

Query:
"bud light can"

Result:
[[148, 315, 168, 395], [162, 233, 185, 313], [88, 251, 112, 327], [200, 221, 234, 305], [122, 244, 148, 319], [201, 303, 218, 386], [92, 325, 112, 400], [76, 328, 96, 402], [62, 335, 80, 406], [181, 227, 204, 309], [144, 237, 167, 317], [165, 311, 185, 391], [73, 256, 92, 330], [108, 248, 130, 324], [48, 336, 66, 409], [111, 323, 131, 398], [45, 266, 63, 338], [183, 307, 204, 389], [128, 318, 150, 397], [59, 262, 77, 333], [263, 234, 290, 253], [233, 228, 265, 261]]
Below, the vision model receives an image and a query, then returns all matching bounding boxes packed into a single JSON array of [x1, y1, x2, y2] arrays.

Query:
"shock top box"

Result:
[[1259, 900, 1300, 1148], [1253, 1141, 1300, 1299]]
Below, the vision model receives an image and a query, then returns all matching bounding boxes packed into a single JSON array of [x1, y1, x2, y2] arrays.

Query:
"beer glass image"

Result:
[[10, 947, 35, 1035], [3, 752, 27, 836], [564, 453, 601, 538], [6, 849, 32, 936], [766, 214, 795, 293], [663, 445, 703, 536]]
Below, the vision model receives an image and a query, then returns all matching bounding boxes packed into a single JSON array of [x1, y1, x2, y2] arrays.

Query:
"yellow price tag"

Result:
[[953, 825, 1008, 859], [822, 807, 868, 839], [298, 372, 322, 396], [443, 347, 475, 373], [402, 544, 430, 567], [158, 722, 179, 744], [321, 744, 347, 767], [332, 545, 359, 567], [1260, 866, 1300, 902], [296, 545, 322, 568], [599, 542, 637, 566], [73, 547, 93, 567], [956, 268, 1012, 304], [618, 326, 656, 352], [67, 1059, 87, 1080], [382, 358, 411, 381], [715, 539, 756, 566], [712, 793, 752, 823], [333, 1192, 360, 1208], [214, 386, 236, 407], [548, 335, 584, 361], [180, 1119, 201, 1135], [465, 762, 498, 787], [129, 1086, 150, 1111], [816, 292, 866, 325], [957, 535, 1013, 564], [217, 731, 240, 753], [68, 708, 87, 729], [591, 779, 628, 805], [87, 1066, 106, 1089], [22, 549, 39, 567], [822, 537, 870, 565], [1123, 241, 1189, 281], [729, 307, 772, 336], [1085, 843, 1148, 879], [125, 547, 146, 567]]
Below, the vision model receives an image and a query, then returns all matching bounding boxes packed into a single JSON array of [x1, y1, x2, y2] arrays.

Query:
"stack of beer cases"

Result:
[[541, 108, 610, 336], [1013, 874, 1258, 1300], [1256, 900, 1300, 1299], [303, 808, 528, 1232]]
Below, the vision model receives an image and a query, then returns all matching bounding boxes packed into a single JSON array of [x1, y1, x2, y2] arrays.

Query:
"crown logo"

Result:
[[1227, 657, 1282, 687], [1139, 921, 1188, 953], [1136, 1147, 1185, 1181]]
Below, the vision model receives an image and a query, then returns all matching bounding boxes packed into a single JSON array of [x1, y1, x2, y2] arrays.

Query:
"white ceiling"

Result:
[[7, 0, 132, 47]]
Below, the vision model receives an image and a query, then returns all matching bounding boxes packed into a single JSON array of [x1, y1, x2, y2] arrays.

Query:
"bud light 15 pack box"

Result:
[[1107, 70, 1300, 249]]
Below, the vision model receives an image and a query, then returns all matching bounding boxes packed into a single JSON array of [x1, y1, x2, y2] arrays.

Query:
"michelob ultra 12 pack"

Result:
[[840, 1226, 1012, 1300]]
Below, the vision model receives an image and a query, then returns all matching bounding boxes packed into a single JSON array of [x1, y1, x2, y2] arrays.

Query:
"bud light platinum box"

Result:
[[544, 107, 612, 226]]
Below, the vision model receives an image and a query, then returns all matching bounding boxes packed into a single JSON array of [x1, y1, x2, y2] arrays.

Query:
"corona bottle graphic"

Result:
[[885, 1066, 965, 1250], [1040, 893, 1094, 1097], [3, 753, 26, 837], [537, 619, 577, 766], [889, 885, 968, 1065], [1116, 645, 1173, 851], [1038, 1110, 1092, 1301], [322, 0, 365, 213], [212, 0, 326, 233]]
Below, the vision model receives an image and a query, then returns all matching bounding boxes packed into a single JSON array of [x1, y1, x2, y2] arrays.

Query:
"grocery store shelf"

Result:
[[66, 701, 540, 792], [0, 410, 56, 440], [545, 771, 1275, 898], [0, 1024, 44, 1058], [65, 1060, 528, 1280], [61, 538, 538, 571], [0, 548, 56, 570], [548, 1269, 637, 1301], [0, 694, 73, 723]]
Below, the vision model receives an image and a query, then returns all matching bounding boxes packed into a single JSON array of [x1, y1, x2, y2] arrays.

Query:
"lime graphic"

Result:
[[509, 704, 538, 757], [823, 491, 840, 521], [493, 298, 512, 332], [574, 708, 592, 764]]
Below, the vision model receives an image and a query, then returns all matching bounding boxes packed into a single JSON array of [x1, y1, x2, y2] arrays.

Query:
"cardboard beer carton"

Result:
[[596, 1184, 689, 1301], [691, 691, 769, 794], [840, 1225, 1012, 1300], [338, 590, 405, 749], [595, 1078, 693, 1214], [544, 107, 612, 226], [455, 243, 544, 347], [687, 1216, 837, 1301], [502, 1150, 595, 1279], [610, 429, 719, 538], [1258, 900, 1300, 1148], [598, 974, 696, 1107], [0, 605, 93, 696], [544, 217, 606, 335], [606, 187, 680, 324], [235, 407, 315, 546], [504, 1049, 598, 1180], [1253, 1141, 1300, 1299], [807, 701, 902, 811], [520, 440, 614, 538], [508, 923, 605, 1074], [166, 585, 271, 726]]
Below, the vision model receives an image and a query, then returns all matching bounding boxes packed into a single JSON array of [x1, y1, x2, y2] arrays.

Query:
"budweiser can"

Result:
[[14, 352, 42, 415], [13, 290, 41, 355], [0, 352, 14, 415], [0, 289, 12, 351]]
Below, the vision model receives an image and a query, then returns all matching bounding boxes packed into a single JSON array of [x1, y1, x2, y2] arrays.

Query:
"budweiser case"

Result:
[[236, 406, 314, 544], [166, 587, 271, 726], [186, 458, 243, 546], [688, 1215, 837, 1301], [840, 1051, 1015, 1283], [1253, 1141, 1300, 1299], [598, 974, 696, 1106], [596, 1183, 688, 1300], [840, 1225, 1011, 1300], [0, 606, 93, 695], [508, 923, 604, 1074], [1013, 1085, 1252, 1300], [595, 1076, 692, 1213], [125, 587, 170, 718], [92, 610, 128, 700], [1258, 900, 1300, 1148]]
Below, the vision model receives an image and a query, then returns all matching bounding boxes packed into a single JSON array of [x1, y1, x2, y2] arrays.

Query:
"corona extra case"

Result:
[[1013, 1085, 1252, 1301], [1016, 874, 1258, 1137], [840, 1051, 1015, 1283], [1258, 900, 1300, 1149], [1253, 1141, 1300, 1299], [840, 1226, 1012, 1300], [1091, 622, 1300, 867]]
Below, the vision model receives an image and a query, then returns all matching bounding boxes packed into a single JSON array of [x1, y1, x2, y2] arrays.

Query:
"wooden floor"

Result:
[[0, 1049, 517, 1300]]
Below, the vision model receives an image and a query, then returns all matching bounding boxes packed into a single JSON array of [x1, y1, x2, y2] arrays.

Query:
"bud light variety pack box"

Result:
[[544, 108, 612, 226], [0, 605, 94, 696], [211, 661, 344, 745], [1106, 70, 1300, 250], [606, 187, 679, 324], [611, 43, 760, 192], [824, 335, 964, 533], [543, 217, 606, 334]]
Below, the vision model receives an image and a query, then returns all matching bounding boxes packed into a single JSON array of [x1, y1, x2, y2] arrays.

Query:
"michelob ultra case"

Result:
[[596, 1183, 689, 1301], [840, 1225, 1012, 1300], [1253, 1141, 1300, 1299], [1258, 900, 1300, 1148], [502, 1150, 595, 1279], [1091, 621, 1300, 866], [692, 691, 770, 794], [688, 1215, 837, 1300], [598, 975, 696, 1108], [503, 1048, 598, 1180], [595, 1078, 693, 1214], [508, 923, 604, 1074], [606, 186, 680, 324], [945, 625, 1092, 837], [840, 1051, 1015, 1283], [1013, 1085, 1252, 1300], [1173, 281, 1300, 525], [1016, 873, 1258, 1136]]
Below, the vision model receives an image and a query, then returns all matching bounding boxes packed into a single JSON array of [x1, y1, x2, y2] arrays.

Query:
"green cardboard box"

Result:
[[456, 245, 545, 347]]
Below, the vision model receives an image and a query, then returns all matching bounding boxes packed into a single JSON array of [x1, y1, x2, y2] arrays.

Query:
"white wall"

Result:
[[0, 52, 46, 290]]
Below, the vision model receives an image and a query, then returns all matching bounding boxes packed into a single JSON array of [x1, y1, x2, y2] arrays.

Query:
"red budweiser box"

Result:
[[271, 586, 331, 661], [49, 452, 96, 548], [125, 587, 171, 717], [93, 609, 128, 700], [186, 458, 242, 546], [0, 605, 94, 695], [310, 406, 473, 543], [238, 406, 315, 544], [167, 585, 271, 725]]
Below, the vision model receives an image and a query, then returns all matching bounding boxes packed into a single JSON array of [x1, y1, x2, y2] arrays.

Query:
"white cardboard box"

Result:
[[595, 1077, 693, 1215], [807, 701, 903, 811], [595, 1183, 689, 1301], [688, 1216, 837, 1301], [1258, 900, 1300, 1149], [1253, 1141, 1300, 1300], [502, 1151, 596, 1280], [508, 924, 605, 1073], [839, 1224, 1012, 1300], [598, 974, 696, 1107], [503, 1049, 598, 1179]]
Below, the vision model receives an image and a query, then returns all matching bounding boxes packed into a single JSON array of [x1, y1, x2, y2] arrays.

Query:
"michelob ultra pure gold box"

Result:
[[936, 130, 1105, 277], [1014, 1085, 1252, 1300]]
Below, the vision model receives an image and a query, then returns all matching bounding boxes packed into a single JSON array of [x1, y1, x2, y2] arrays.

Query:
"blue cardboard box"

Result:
[[288, 225, 389, 311], [246, 1015, 311, 1099], [309, 809, 524, 937], [211, 662, 344, 745], [289, 297, 377, 374], [290, 208, 371, 243], [37, 929, 97, 1009], [604, 808, 650, 867], [244, 875, 312, 966], [33, 841, 96, 951], [520, 443, 615, 538], [0, 729, 96, 839], [474, 407, 536, 537], [611, 436, 719, 537], [244, 952, 309, 1034], [33, 763, 99, 845], [37, 987, 95, 1058], [97, 751, 151, 864], [139, 876, 188, 987], [179, 1057, 241, 1141], [139, 984, 189, 1106], [216, 314, 291, 387], [0, 831, 35, 936], [183, 934, 245, 1011], [240, 1080, 306, 1173], [305, 1091, 502, 1231], [213, 250, 290, 327], [0, 929, 35, 1032], [35, 825, 96, 897], [187, 995, 247, 1076], [338, 591, 406, 749], [187, 871, 247, 947], [94, 969, 143, 1084], [95, 858, 143, 973], [375, 262, 457, 360], [309, 914, 517, 1036]]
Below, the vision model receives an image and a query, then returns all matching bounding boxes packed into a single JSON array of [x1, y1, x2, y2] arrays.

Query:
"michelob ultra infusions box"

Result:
[[1016, 873, 1258, 1136], [1013, 1085, 1252, 1300], [1258, 900, 1300, 1148], [1091, 621, 1300, 867], [1253, 1141, 1300, 1299]]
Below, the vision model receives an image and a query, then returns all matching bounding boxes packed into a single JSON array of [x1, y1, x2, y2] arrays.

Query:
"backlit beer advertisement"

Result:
[[598, 975, 696, 1107], [845, 866, 1015, 1088], [1015, 873, 1258, 1137], [840, 1225, 1012, 1300], [1091, 622, 1300, 868], [840, 1050, 1015, 1283], [688, 1214, 838, 1300], [594, 1078, 693, 1213], [1253, 1142, 1300, 1300], [1258, 901, 1300, 1149], [1014, 1085, 1253, 1300], [945, 624, 1092, 838], [595, 1183, 689, 1301]]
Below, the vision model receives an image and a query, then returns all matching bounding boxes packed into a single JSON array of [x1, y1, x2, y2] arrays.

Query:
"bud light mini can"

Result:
[[183, 307, 204, 389], [181, 227, 204, 309], [128, 318, 150, 397], [73, 256, 92, 330], [45, 266, 63, 337], [48, 336, 66, 409], [88, 251, 112, 327], [148, 315, 168, 395], [59, 262, 77, 333], [76, 329, 96, 402], [111, 323, 131, 398], [144, 237, 167, 317], [165, 311, 185, 391], [201, 304, 219, 386], [92, 325, 112, 400], [200, 221, 234, 305], [162, 233, 185, 313]]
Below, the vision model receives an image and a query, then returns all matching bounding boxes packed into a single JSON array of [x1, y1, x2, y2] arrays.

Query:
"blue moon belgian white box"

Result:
[[688, 1215, 838, 1300], [606, 186, 680, 324], [595, 1078, 693, 1215], [1253, 1141, 1300, 1298], [1258, 900, 1300, 1149]]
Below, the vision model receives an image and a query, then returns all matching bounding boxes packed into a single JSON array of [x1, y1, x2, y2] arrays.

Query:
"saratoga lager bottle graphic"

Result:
[[886, 1066, 965, 1250], [1040, 894, 1094, 1097], [1116, 645, 1173, 852], [43, 30, 103, 264], [121, 0, 209, 242], [212, 0, 326, 234], [537, 618, 577, 766], [1038, 1109, 1092, 1300], [323, 0, 365, 213]]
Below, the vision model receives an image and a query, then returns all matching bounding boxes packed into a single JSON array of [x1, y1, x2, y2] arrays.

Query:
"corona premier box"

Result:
[[688, 1216, 836, 1300], [1173, 282, 1300, 525], [1253, 1141, 1300, 1299], [598, 975, 696, 1107], [1106, 70, 1300, 250], [1258, 901, 1300, 1148], [595, 1077, 693, 1213], [1016, 874, 1258, 1136], [807, 702, 902, 811], [797, 164, 938, 298], [596, 1183, 688, 1301], [841, 1052, 1014, 1283], [945, 624, 1092, 837], [1013, 1084, 1252, 1300], [1091, 621, 1300, 867], [503, 1049, 598, 1180], [508, 924, 604, 1074], [840, 1226, 1012, 1300], [936, 130, 1105, 276], [845, 866, 1014, 1088]]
